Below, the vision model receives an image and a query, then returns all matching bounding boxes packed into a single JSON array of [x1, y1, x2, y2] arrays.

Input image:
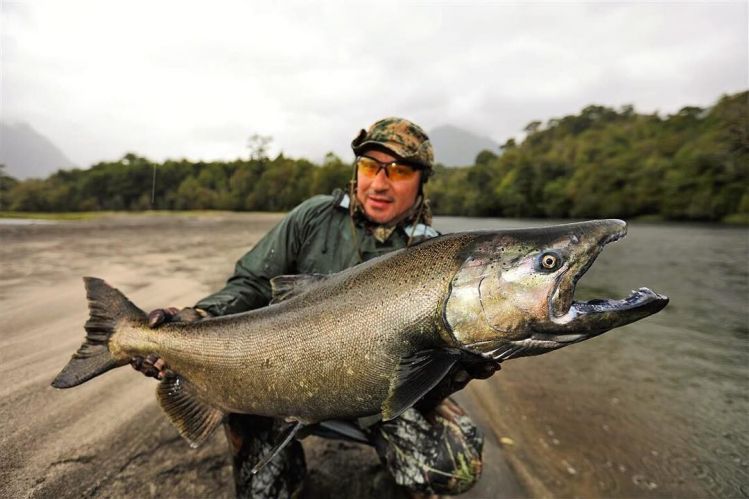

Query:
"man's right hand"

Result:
[[130, 354, 169, 379], [131, 307, 209, 379], [148, 306, 206, 328]]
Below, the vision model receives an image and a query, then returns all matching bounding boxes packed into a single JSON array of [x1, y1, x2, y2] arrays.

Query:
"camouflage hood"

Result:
[[351, 117, 434, 171]]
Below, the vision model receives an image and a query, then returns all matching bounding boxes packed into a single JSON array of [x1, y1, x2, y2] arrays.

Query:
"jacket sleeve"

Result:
[[194, 206, 308, 316]]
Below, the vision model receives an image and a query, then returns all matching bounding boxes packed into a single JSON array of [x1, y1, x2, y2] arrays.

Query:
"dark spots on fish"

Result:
[[261, 358, 272, 369]]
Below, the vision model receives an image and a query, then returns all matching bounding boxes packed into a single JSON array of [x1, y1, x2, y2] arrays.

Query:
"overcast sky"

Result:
[[3, 1, 747, 167]]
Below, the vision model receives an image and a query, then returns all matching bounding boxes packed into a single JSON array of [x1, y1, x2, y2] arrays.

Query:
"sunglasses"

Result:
[[355, 156, 422, 181]]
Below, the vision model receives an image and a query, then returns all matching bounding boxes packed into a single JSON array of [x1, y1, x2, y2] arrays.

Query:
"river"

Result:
[[1, 213, 746, 497], [434, 217, 749, 498]]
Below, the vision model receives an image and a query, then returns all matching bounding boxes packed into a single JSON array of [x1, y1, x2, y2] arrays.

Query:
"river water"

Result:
[[434, 217, 749, 498]]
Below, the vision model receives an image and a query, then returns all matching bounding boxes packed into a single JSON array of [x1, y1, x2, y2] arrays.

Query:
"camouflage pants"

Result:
[[224, 399, 483, 498], [224, 414, 306, 499]]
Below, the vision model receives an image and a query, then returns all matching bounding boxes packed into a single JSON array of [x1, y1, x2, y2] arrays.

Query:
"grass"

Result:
[[722, 213, 749, 225], [0, 211, 108, 221]]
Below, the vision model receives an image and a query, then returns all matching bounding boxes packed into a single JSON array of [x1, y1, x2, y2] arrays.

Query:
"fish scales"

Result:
[[111, 233, 472, 421]]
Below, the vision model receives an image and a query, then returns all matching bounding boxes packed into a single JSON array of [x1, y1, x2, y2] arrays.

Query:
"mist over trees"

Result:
[[3, 91, 747, 223]]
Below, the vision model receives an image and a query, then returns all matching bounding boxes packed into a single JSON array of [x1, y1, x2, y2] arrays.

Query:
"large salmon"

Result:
[[52, 220, 668, 448]]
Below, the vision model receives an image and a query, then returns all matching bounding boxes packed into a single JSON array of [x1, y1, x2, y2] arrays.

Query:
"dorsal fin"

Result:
[[270, 274, 329, 304]]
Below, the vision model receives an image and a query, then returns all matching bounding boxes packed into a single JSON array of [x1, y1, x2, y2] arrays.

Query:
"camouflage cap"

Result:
[[351, 117, 434, 170]]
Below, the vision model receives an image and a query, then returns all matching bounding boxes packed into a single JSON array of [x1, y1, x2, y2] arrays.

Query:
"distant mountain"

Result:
[[428, 125, 499, 166], [0, 122, 76, 179]]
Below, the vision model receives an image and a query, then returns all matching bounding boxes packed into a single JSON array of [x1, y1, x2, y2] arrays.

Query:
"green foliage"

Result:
[[4, 149, 353, 213], [0, 164, 19, 210], [429, 91, 747, 222], [4, 91, 746, 222], [474, 149, 498, 166], [311, 153, 352, 197]]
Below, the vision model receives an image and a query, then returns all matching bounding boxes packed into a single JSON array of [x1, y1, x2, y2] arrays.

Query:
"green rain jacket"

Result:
[[195, 189, 439, 316]]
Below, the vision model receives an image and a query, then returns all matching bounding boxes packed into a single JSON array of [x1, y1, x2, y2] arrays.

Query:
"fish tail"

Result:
[[51, 277, 146, 388]]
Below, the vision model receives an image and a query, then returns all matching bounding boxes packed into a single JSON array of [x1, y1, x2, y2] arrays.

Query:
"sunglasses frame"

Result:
[[355, 155, 423, 181]]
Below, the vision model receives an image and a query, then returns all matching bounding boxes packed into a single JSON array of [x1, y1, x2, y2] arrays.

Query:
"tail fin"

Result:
[[51, 277, 147, 388]]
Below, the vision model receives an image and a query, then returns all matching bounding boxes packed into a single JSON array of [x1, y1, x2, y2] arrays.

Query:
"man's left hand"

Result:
[[414, 358, 500, 413]]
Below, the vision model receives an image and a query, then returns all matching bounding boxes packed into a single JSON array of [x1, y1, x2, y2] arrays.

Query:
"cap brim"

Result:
[[353, 140, 428, 168]]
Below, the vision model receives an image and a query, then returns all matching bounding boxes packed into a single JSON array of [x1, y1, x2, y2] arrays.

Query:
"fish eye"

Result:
[[536, 251, 563, 272], [542, 254, 557, 268]]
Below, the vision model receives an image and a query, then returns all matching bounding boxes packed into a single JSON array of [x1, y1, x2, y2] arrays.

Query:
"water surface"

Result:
[[434, 217, 749, 498]]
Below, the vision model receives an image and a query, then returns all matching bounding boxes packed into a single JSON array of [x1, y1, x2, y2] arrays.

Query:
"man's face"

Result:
[[355, 149, 422, 225]]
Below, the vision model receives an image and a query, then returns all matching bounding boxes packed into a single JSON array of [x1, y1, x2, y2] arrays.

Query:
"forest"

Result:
[[2, 91, 746, 223]]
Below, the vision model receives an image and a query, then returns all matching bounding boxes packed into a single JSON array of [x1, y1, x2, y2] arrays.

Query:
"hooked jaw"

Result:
[[549, 219, 627, 320], [490, 220, 668, 361], [539, 220, 668, 344]]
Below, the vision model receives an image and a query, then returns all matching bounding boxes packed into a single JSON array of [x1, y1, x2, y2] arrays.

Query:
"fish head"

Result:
[[443, 219, 668, 361]]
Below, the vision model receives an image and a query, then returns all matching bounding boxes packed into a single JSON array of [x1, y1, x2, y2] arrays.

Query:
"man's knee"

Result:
[[373, 401, 484, 495], [224, 414, 306, 499]]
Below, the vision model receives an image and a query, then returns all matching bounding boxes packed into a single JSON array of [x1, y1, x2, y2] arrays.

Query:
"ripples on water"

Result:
[[434, 217, 749, 498]]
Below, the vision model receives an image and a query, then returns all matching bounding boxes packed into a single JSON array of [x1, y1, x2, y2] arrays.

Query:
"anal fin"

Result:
[[157, 374, 224, 448], [381, 348, 461, 421]]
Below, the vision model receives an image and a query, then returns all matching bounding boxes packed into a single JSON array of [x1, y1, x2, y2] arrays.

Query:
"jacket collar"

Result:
[[336, 192, 437, 242]]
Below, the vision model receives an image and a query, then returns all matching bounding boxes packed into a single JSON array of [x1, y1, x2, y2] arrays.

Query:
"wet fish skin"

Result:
[[107, 231, 471, 422], [52, 219, 668, 446]]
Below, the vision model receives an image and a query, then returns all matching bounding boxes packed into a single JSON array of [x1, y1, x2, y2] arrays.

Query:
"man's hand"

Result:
[[147, 306, 207, 328], [130, 354, 170, 380], [131, 307, 210, 379], [460, 359, 500, 380], [415, 358, 500, 413]]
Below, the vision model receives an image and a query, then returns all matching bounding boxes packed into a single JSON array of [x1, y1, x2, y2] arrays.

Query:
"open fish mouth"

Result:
[[547, 221, 627, 321], [573, 287, 663, 315], [544, 221, 668, 336], [488, 287, 669, 362]]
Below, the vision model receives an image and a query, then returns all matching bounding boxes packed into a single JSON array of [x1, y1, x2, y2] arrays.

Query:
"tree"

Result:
[[475, 149, 498, 166], [1, 91, 745, 222], [247, 134, 273, 161], [312, 153, 351, 195], [524, 121, 542, 134], [0, 164, 19, 210]]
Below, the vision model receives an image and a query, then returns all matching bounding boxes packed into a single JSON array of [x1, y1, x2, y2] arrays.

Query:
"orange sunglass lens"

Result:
[[389, 164, 417, 180], [357, 157, 417, 180], [357, 157, 380, 177]]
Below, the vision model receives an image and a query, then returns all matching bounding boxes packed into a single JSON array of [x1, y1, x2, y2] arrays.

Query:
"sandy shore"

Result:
[[0, 213, 525, 498]]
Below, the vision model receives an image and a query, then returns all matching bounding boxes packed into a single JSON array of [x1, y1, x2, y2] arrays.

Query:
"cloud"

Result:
[[3, 0, 747, 167]]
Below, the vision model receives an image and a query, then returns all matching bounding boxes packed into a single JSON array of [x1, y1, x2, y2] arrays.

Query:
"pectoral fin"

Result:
[[381, 348, 461, 421], [157, 374, 224, 448]]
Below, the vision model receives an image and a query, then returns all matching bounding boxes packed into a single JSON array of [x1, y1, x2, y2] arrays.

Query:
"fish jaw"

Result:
[[443, 220, 669, 360], [534, 287, 669, 340], [483, 288, 669, 360], [530, 220, 668, 350]]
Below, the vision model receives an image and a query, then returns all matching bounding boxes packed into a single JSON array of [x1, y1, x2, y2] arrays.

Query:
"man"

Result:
[[133, 118, 498, 498]]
